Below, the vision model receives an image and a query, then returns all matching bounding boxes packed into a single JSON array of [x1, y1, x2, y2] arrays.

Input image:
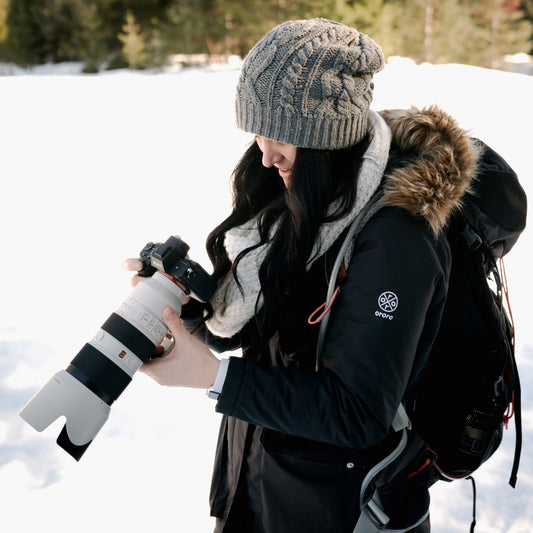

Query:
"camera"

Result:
[[19, 236, 216, 461]]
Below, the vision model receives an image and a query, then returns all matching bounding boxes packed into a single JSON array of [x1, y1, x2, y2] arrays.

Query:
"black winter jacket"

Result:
[[186, 107, 479, 533]]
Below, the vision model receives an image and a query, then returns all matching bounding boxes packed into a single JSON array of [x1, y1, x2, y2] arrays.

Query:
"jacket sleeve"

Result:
[[214, 207, 450, 450]]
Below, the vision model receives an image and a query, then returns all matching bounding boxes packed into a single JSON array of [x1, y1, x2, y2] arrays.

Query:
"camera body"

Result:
[[19, 236, 216, 460]]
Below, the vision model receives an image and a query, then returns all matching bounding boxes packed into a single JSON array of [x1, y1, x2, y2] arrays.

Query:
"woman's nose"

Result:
[[260, 139, 282, 168]]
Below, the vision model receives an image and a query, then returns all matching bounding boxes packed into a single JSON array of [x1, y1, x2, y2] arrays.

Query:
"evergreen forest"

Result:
[[0, 0, 532, 72]]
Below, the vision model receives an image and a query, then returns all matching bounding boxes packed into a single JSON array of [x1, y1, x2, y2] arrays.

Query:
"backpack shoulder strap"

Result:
[[315, 188, 384, 370]]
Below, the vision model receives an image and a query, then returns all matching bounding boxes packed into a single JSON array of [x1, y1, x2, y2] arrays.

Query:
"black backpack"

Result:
[[406, 139, 526, 488], [316, 140, 527, 532]]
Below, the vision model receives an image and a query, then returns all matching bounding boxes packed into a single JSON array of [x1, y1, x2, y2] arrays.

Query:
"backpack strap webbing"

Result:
[[353, 405, 432, 533], [315, 188, 384, 370]]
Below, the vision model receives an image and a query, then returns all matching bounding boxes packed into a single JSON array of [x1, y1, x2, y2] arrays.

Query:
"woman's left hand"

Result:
[[140, 307, 221, 389]]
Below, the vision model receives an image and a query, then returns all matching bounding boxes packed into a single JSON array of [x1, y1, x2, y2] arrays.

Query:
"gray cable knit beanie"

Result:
[[235, 18, 385, 150]]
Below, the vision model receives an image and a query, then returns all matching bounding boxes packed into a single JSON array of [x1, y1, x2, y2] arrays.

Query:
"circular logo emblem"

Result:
[[378, 292, 399, 313]]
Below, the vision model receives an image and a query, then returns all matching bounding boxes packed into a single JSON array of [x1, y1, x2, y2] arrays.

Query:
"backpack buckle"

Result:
[[460, 225, 483, 250]]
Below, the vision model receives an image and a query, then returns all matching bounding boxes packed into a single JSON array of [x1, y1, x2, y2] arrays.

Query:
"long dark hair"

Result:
[[206, 135, 371, 342]]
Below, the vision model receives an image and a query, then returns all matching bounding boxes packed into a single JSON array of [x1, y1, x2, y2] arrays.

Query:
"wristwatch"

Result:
[[206, 358, 229, 401], [206, 388, 221, 400]]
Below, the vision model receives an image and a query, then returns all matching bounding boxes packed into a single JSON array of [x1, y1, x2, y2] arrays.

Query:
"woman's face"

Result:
[[255, 136, 297, 188]]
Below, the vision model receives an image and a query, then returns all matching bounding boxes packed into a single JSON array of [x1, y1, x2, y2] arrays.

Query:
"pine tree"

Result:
[[0, 0, 8, 42], [165, 0, 213, 55], [146, 27, 169, 68], [72, 1, 108, 72], [40, 0, 79, 63], [332, 0, 402, 57], [523, 0, 533, 52], [118, 10, 147, 69], [456, 0, 532, 66], [0, 0, 8, 60], [487, 0, 533, 63], [5, 0, 47, 65]]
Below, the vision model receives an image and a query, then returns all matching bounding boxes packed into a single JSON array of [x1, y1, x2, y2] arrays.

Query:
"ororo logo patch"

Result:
[[378, 292, 399, 313], [376, 292, 398, 320]]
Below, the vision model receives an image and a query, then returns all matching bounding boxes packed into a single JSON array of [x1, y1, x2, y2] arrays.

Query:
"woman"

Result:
[[126, 19, 479, 533]]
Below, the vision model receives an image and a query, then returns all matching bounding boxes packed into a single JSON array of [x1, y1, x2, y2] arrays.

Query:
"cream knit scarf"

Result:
[[206, 110, 391, 338]]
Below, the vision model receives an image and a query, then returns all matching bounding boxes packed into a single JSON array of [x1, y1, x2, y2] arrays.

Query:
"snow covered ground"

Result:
[[0, 59, 531, 533]]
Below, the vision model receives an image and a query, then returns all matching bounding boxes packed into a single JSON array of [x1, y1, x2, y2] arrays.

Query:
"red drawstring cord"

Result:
[[308, 262, 347, 325], [503, 392, 515, 429], [308, 287, 341, 325], [405, 456, 433, 480], [499, 257, 516, 351]]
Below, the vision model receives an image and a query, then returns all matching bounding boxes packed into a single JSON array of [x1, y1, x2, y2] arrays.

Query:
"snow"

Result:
[[0, 60, 532, 533]]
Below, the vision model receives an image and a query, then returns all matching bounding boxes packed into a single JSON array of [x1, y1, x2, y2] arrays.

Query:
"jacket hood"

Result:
[[378, 105, 480, 236]]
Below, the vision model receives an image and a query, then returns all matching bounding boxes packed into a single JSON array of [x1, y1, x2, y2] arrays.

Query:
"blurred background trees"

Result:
[[0, 0, 531, 71]]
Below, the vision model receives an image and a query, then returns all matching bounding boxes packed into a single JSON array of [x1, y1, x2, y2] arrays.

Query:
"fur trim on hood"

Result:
[[379, 105, 481, 236]]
